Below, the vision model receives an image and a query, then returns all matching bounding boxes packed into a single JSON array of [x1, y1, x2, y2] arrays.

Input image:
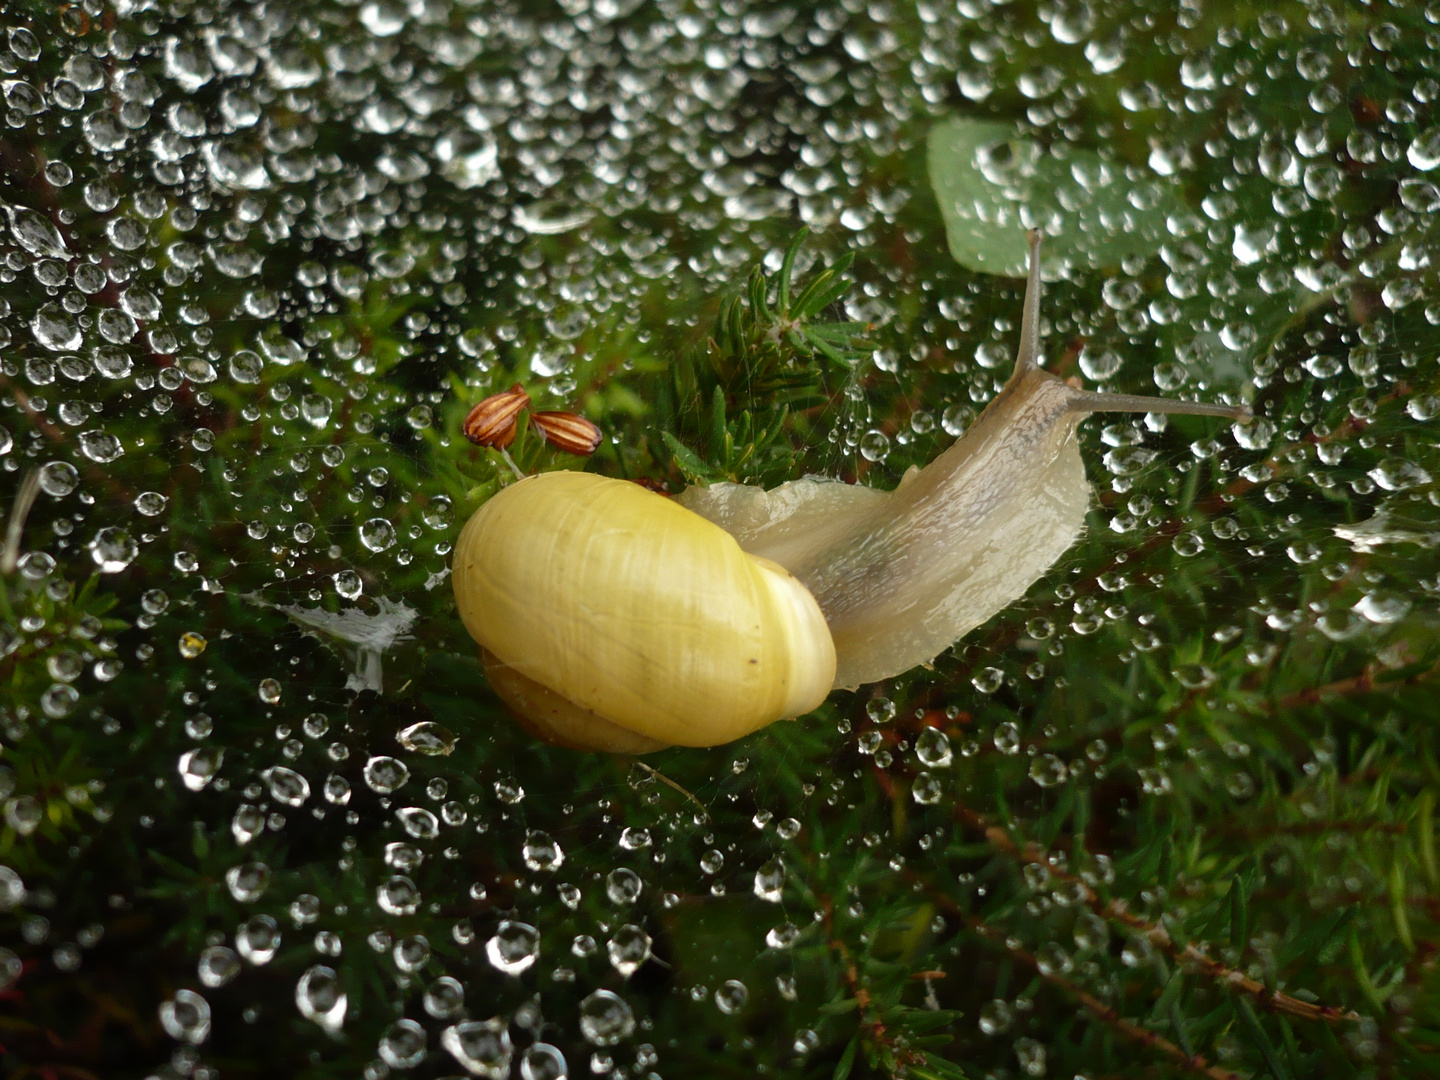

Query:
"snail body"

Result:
[[677, 370, 1092, 689], [453, 231, 1247, 750]]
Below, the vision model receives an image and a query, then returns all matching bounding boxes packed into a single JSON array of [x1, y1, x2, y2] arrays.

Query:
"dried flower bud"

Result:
[[530, 411, 603, 456], [463, 384, 530, 448]]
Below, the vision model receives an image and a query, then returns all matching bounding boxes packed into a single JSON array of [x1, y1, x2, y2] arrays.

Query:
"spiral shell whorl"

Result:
[[453, 471, 836, 750]]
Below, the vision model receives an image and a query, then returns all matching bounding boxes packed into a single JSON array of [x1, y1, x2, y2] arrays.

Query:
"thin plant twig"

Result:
[[949, 803, 1362, 1026], [2, 469, 40, 576]]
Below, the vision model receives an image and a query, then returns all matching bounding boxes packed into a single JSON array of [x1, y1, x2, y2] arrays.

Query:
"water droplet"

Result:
[[0, 948, 20, 991], [486, 920, 540, 975], [324, 774, 352, 805], [3, 205, 67, 259], [396, 806, 439, 839], [332, 570, 363, 600], [6, 796, 42, 833], [1073, 911, 1109, 953], [378, 1018, 427, 1069], [858, 429, 890, 462], [714, 979, 749, 1015], [442, 1018, 513, 1077], [178, 747, 224, 792], [236, 914, 281, 965], [360, 518, 397, 552], [753, 859, 785, 902], [229, 350, 264, 383], [978, 999, 1014, 1035], [1078, 346, 1122, 380], [364, 755, 410, 793], [159, 989, 211, 1044], [1399, 178, 1440, 214], [1015, 1035, 1047, 1076], [1028, 754, 1068, 788], [393, 934, 431, 973], [263, 766, 310, 807], [434, 128, 499, 189], [972, 666, 1005, 694], [860, 699, 894, 727], [520, 1043, 568, 1080], [257, 327, 305, 367], [421, 976, 464, 1021], [396, 721, 456, 756], [300, 393, 333, 428], [198, 945, 240, 988], [606, 867, 642, 905], [31, 304, 82, 351], [912, 772, 943, 804], [37, 461, 79, 497], [579, 990, 635, 1046], [1409, 127, 1440, 171], [88, 526, 138, 573], [258, 678, 282, 705], [7, 27, 39, 62], [296, 965, 347, 1033], [377, 875, 420, 916], [993, 722, 1021, 755], [607, 924, 652, 977], [77, 430, 123, 463], [0, 867, 24, 911], [915, 727, 952, 767], [766, 922, 801, 950], [1369, 458, 1431, 492], [231, 804, 263, 845], [1354, 593, 1411, 625], [225, 862, 270, 903], [522, 830, 564, 872], [89, 346, 130, 379], [1121, 935, 1154, 967]]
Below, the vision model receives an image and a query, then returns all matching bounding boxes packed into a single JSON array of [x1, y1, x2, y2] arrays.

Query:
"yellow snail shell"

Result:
[[452, 470, 836, 753], [452, 231, 1247, 751]]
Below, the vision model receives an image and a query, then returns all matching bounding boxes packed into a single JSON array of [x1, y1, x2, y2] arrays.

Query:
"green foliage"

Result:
[[656, 228, 870, 486], [1, 2, 1439, 1080]]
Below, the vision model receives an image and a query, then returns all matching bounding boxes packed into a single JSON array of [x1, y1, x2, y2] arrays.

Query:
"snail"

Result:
[[452, 231, 1248, 752]]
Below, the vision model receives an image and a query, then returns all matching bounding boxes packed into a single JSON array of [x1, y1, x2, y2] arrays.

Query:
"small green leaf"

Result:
[[777, 226, 808, 312], [1389, 859, 1414, 953], [1418, 790, 1438, 889], [832, 1033, 860, 1080], [1228, 874, 1248, 950], [912, 1033, 955, 1050], [748, 266, 769, 319], [790, 268, 838, 320], [1348, 930, 1389, 1013], [808, 333, 851, 366], [191, 821, 209, 861], [800, 275, 856, 321], [926, 115, 1184, 276], [708, 387, 726, 455], [662, 433, 717, 483], [1170, 999, 1195, 1061], [1233, 997, 1291, 1080]]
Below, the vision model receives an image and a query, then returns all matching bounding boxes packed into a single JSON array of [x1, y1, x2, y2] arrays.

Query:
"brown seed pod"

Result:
[[529, 411, 603, 456], [462, 383, 530, 448]]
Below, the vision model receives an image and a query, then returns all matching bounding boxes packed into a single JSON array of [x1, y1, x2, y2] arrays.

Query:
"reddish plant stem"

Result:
[[949, 802, 1362, 1026], [958, 910, 1245, 1080]]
